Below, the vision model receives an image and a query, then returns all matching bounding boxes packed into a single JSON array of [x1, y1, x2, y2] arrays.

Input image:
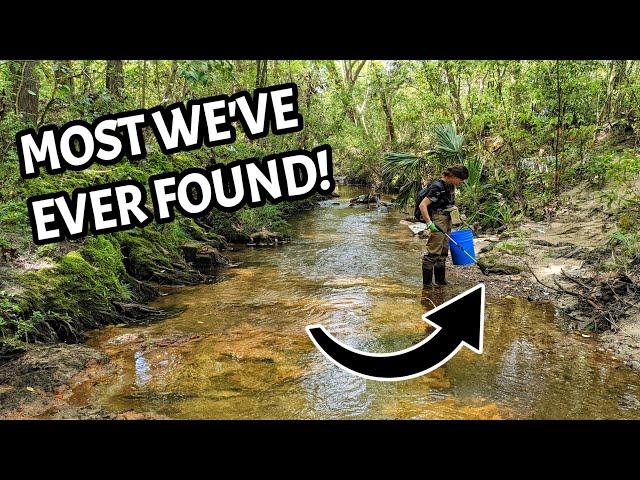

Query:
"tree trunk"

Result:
[[380, 91, 396, 146], [298, 78, 314, 149], [106, 60, 124, 99], [343, 60, 366, 126], [80, 60, 94, 94], [256, 60, 268, 88], [6, 61, 22, 106], [327, 60, 367, 127], [154, 60, 161, 102], [141, 60, 147, 108], [598, 60, 628, 126], [442, 62, 465, 129], [554, 61, 563, 199], [163, 60, 178, 105], [15, 60, 39, 124]]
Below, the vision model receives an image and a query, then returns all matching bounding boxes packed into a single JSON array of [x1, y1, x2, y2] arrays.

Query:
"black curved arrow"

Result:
[[306, 283, 485, 381]]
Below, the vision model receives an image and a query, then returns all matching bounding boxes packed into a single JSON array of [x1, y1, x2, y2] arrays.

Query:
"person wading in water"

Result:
[[414, 164, 469, 286]]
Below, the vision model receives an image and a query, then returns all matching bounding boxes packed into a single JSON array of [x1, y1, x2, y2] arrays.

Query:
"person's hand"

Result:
[[427, 221, 439, 232]]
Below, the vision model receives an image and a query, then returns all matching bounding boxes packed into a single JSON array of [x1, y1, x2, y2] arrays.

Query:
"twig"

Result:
[[560, 268, 590, 290], [525, 262, 567, 294], [607, 280, 640, 309], [586, 298, 601, 309], [552, 277, 583, 298], [422, 296, 437, 310]]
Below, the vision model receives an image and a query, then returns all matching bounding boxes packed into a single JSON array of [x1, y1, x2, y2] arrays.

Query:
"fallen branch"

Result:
[[524, 262, 567, 294], [552, 277, 583, 298]]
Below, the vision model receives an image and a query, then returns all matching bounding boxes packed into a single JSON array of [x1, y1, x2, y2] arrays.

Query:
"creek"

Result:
[[62, 186, 640, 419]]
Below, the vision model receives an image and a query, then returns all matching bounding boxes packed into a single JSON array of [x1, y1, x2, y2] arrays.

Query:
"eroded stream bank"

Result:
[[3, 186, 640, 419]]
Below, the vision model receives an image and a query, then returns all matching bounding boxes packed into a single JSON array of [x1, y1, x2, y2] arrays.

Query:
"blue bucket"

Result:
[[448, 229, 476, 265]]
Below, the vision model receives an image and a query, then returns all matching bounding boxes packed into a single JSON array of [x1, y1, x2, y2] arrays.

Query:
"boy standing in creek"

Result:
[[415, 164, 469, 286]]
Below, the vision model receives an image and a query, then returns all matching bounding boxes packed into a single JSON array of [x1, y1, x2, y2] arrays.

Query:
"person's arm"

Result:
[[419, 197, 439, 232], [419, 197, 431, 224]]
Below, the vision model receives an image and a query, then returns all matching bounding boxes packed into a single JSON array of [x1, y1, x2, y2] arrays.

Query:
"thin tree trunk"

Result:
[[163, 60, 178, 105], [332, 60, 367, 126], [554, 61, 563, 199], [154, 60, 161, 103], [598, 60, 628, 127], [442, 62, 465, 129], [15, 60, 39, 124], [7, 61, 21, 106], [256, 60, 268, 88], [181, 77, 189, 98], [141, 60, 147, 108], [379, 90, 395, 146], [81, 60, 94, 94], [106, 60, 124, 99], [39, 63, 61, 127]]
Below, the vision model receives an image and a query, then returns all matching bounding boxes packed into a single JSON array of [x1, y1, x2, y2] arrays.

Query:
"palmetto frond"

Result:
[[395, 178, 424, 208], [383, 152, 434, 209], [382, 152, 426, 184], [433, 123, 464, 163], [383, 124, 466, 209], [463, 155, 484, 189]]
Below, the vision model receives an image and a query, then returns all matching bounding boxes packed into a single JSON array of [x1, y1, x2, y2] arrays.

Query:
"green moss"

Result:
[[80, 236, 129, 296], [493, 240, 526, 255], [20, 249, 126, 323], [2, 236, 133, 346], [477, 254, 525, 275], [238, 204, 291, 235], [114, 225, 187, 279]]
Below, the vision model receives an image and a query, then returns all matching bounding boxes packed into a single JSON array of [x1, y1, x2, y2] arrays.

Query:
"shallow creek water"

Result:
[[68, 186, 640, 419]]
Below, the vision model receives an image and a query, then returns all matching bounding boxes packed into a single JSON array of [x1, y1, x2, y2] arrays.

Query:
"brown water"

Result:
[[75, 186, 640, 419]]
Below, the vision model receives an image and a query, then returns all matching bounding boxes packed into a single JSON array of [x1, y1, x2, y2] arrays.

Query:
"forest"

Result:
[[0, 60, 639, 418]]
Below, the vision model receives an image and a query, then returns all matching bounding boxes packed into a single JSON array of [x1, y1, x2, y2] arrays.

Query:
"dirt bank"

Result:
[[0, 343, 168, 419], [448, 181, 640, 370]]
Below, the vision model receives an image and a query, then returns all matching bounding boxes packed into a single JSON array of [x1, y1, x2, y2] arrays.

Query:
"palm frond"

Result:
[[382, 124, 466, 210], [383, 152, 434, 209], [463, 155, 484, 189], [382, 152, 425, 184], [395, 178, 424, 209], [433, 124, 464, 163]]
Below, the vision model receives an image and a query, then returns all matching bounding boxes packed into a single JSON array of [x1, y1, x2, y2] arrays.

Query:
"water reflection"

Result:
[[134, 351, 150, 387], [495, 337, 544, 411]]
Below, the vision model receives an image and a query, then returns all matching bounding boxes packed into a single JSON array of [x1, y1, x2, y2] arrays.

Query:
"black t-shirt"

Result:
[[414, 179, 455, 221]]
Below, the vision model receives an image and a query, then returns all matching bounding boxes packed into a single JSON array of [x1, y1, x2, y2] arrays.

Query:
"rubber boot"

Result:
[[434, 262, 448, 285], [422, 259, 434, 287]]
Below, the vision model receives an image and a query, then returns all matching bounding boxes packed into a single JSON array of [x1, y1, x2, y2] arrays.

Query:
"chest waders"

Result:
[[418, 180, 455, 287], [422, 211, 452, 286]]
